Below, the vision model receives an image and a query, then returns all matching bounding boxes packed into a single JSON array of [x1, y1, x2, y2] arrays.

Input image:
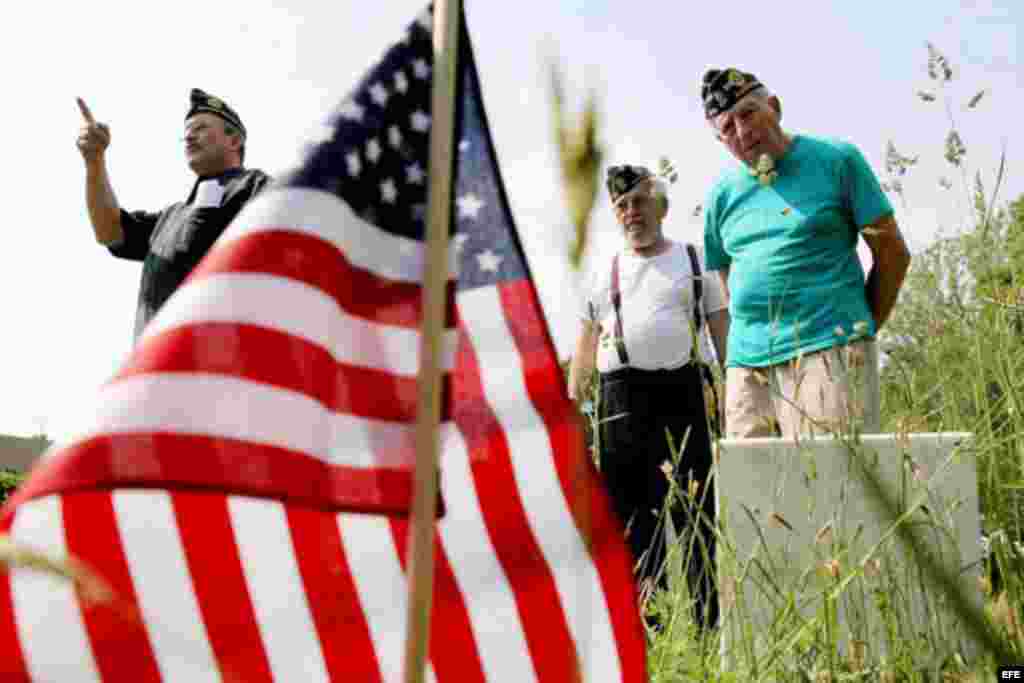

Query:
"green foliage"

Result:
[[0, 470, 24, 505]]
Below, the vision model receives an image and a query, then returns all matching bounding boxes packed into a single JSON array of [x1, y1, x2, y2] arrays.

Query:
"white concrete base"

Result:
[[714, 433, 982, 670]]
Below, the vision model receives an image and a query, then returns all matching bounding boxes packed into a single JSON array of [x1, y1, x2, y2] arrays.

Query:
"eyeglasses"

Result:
[[713, 102, 761, 139], [613, 189, 653, 213]]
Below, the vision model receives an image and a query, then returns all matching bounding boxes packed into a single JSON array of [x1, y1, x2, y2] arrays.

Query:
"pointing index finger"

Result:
[[76, 97, 96, 124]]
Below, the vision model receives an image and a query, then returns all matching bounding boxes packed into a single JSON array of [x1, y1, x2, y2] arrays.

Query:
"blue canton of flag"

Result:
[[288, 7, 526, 293]]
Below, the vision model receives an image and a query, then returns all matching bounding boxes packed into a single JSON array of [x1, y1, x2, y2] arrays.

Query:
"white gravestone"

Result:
[[714, 433, 982, 670]]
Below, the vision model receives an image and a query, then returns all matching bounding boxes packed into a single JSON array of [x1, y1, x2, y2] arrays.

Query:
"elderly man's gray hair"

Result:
[[651, 177, 670, 210], [744, 85, 774, 103], [744, 85, 781, 116]]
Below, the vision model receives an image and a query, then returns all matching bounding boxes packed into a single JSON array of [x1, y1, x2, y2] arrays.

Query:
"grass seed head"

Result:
[[768, 512, 794, 531], [822, 558, 841, 579], [848, 639, 867, 671], [660, 459, 673, 482]]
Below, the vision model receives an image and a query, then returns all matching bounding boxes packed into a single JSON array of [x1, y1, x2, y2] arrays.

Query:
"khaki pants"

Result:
[[725, 340, 868, 438]]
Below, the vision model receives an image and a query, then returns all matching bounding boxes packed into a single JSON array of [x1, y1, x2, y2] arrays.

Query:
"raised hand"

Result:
[[76, 97, 111, 163]]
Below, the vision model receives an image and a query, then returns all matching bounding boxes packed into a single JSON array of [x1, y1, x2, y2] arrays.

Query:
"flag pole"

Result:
[[403, 1, 460, 682]]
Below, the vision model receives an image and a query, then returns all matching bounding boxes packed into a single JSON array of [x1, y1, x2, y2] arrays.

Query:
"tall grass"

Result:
[[575, 352, 1021, 680], [565, 42, 1022, 681]]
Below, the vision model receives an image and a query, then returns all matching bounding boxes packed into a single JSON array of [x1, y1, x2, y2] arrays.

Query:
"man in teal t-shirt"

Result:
[[701, 68, 911, 437]]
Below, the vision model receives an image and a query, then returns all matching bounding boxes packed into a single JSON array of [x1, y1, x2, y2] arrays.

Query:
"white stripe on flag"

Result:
[[436, 426, 538, 683], [228, 496, 330, 682], [94, 373, 332, 457], [338, 514, 407, 683], [219, 187, 459, 284], [338, 514, 437, 683], [112, 490, 220, 683], [458, 287, 623, 682], [329, 413, 415, 469], [65, 373, 426, 470], [9, 495, 100, 683], [142, 272, 458, 377]]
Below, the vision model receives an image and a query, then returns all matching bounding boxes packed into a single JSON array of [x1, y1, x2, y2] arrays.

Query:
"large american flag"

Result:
[[0, 6, 646, 681]]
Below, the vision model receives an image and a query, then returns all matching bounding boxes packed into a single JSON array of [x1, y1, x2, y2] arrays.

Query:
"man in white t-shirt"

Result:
[[568, 164, 729, 629]]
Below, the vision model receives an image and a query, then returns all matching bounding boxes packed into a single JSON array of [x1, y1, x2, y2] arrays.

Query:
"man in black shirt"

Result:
[[76, 89, 272, 338]]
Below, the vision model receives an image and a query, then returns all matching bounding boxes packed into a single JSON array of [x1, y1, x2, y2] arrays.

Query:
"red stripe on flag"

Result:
[[191, 229, 458, 329], [498, 280, 647, 681], [8, 433, 414, 515], [542, 419, 646, 679], [451, 324, 581, 680], [0, 514, 31, 682], [286, 506, 383, 682], [390, 519, 487, 683], [171, 492, 273, 682], [61, 492, 162, 682], [115, 322, 453, 424]]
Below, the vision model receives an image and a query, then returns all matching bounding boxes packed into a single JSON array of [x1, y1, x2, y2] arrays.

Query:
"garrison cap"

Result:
[[606, 164, 653, 204], [186, 88, 246, 139], [701, 68, 763, 119]]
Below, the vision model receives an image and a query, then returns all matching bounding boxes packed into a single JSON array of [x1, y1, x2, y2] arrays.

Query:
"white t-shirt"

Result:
[[582, 241, 727, 374]]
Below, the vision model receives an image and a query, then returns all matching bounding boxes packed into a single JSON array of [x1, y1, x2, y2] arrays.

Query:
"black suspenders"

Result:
[[686, 243, 704, 331], [610, 253, 630, 366], [608, 244, 704, 367]]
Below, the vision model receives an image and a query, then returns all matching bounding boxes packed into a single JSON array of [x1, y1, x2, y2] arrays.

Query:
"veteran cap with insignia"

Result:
[[186, 88, 246, 139], [701, 68, 763, 119], [606, 164, 654, 204]]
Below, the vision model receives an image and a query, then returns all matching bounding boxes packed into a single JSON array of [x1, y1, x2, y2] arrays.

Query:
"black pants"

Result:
[[599, 363, 718, 629]]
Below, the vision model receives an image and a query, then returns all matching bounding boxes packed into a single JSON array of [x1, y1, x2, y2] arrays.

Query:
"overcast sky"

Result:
[[0, 1, 1019, 439]]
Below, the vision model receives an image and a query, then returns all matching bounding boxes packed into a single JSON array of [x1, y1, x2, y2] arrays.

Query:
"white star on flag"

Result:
[[394, 70, 409, 94], [452, 233, 470, 255], [380, 178, 398, 204], [476, 248, 503, 273], [405, 162, 425, 185], [458, 139, 470, 153], [388, 125, 403, 149], [366, 138, 382, 163], [410, 110, 431, 132], [457, 193, 485, 219], [369, 83, 389, 106], [338, 99, 364, 122], [412, 58, 430, 79], [345, 151, 362, 177]]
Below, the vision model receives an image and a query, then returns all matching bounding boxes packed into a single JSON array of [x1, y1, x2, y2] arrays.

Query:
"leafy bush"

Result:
[[0, 470, 24, 506]]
